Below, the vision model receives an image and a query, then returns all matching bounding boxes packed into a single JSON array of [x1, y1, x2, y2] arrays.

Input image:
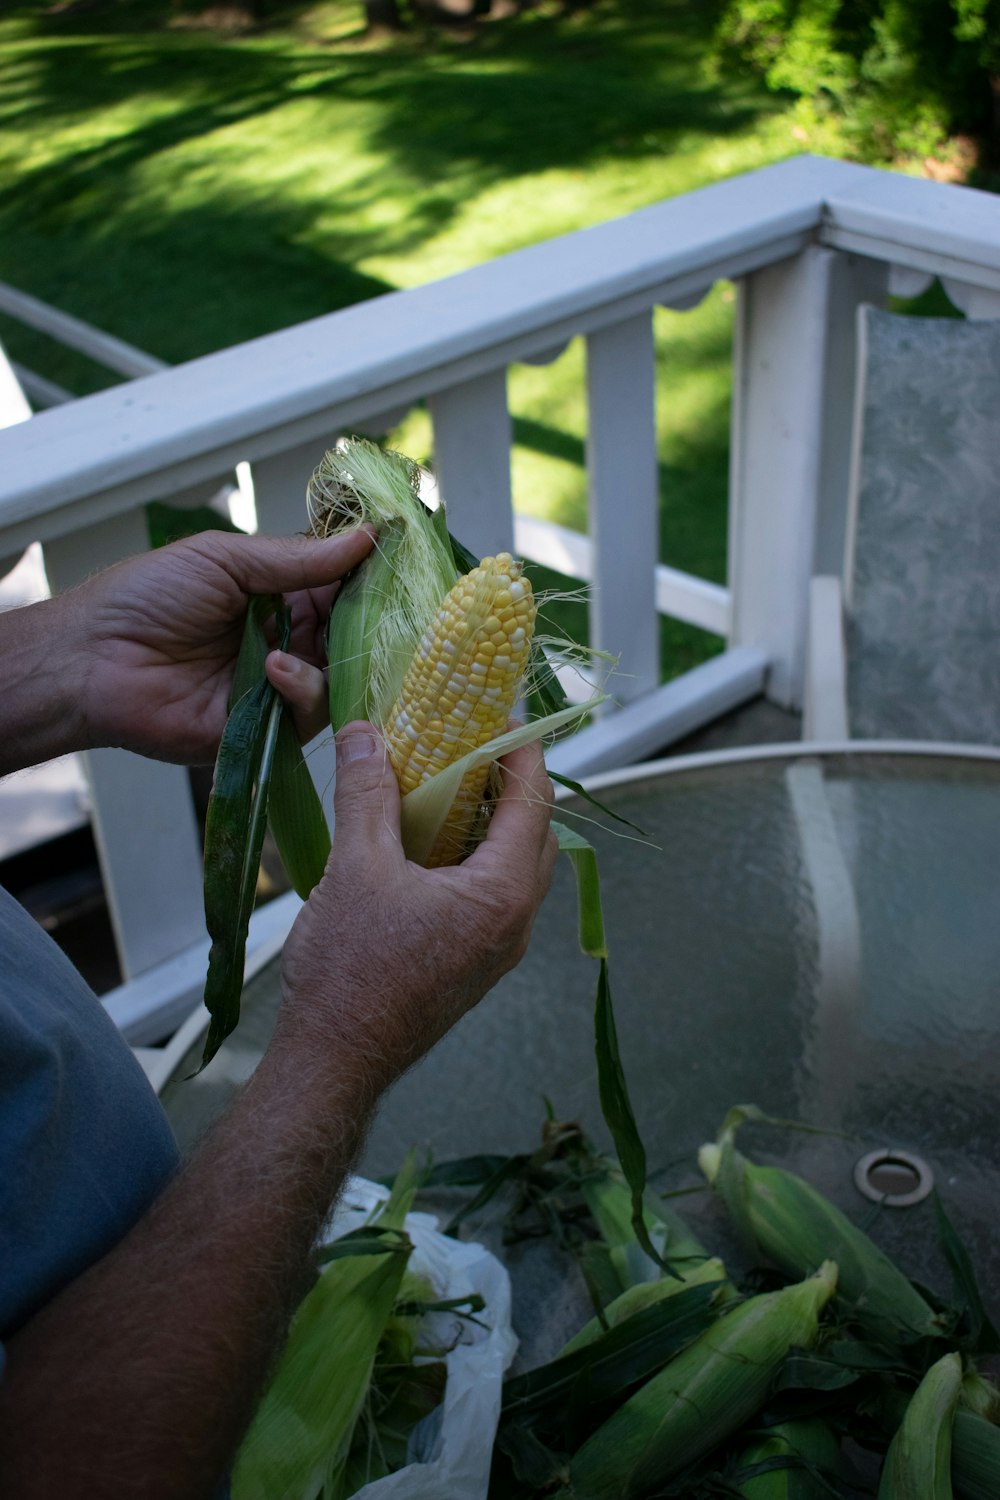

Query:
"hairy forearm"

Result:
[[0, 1020, 379, 1500], [0, 594, 89, 776]]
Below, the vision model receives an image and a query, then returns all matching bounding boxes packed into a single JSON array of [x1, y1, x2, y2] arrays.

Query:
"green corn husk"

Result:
[[699, 1112, 940, 1342], [340, 1266, 447, 1492], [310, 441, 460, 733], [581, 1169, 711, 1293], [233, 1164, 420, 1500], [232, 1239, 412, 1500], [557, 1257, 730, 1358], [735, 1418, 842, 1498], [326, 524, 417, 733], [499, 1280, 723, 1446], [952, 1408, 1000, 1500], [568, 1261, 839, 1500], [877, 1351, 963, 1498]]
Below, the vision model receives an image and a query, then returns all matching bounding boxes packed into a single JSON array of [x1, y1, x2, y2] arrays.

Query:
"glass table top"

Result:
[[160, 746, 1000, 1330]]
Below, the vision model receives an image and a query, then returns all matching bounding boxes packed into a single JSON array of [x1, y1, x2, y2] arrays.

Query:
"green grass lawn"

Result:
[[0, 0, 808, 676]]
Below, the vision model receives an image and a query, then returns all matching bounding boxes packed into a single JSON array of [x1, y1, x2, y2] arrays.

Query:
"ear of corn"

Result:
[[568, 1261, 838, 1500], [398, 699, 589, 866], [384, 551, 536, 866], [311, 438, 604, 867], [699, 1118, 940, 1342], [734, 1418, 841, 1498], [231, 1237, 412, 1500], [232, 1159, 421, 1500], [877, 1351, 963, 1498]]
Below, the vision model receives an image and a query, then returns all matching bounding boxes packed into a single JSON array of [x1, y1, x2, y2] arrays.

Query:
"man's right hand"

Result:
[[277, 722, 558, 1095]]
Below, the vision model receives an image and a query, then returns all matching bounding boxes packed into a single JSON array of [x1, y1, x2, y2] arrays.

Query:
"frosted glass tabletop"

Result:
[[160, 745, 1000, 1320]]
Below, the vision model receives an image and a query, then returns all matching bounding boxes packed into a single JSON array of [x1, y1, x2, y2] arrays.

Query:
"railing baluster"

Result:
[[42, 509, 206, 986], [250, 441, 322, 538], [585, 312, 659, 704], [429, 372, 515, 560]]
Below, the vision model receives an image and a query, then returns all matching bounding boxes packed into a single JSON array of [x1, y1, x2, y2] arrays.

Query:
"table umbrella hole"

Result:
[[854, 1149, 934, 1207]]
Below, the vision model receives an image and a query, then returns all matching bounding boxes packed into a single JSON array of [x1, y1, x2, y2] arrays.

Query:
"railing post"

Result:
[[250, 441, 320, 538], [728, 246, 887, 708], [42, 509, 206, 987], [429, 371, 515, 560], [586, 312, 659, 704]]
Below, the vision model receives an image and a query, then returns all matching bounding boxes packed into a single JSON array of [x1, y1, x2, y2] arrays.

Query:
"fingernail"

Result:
[[337, 732, 377, 765], [273, 650, 301, 677]]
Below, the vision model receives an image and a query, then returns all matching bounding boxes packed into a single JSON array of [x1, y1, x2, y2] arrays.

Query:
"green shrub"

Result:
[[714, 0, 998, 165]]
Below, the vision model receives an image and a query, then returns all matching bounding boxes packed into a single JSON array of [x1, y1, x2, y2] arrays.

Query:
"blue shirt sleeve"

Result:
[[0, 883, 180, 1344]]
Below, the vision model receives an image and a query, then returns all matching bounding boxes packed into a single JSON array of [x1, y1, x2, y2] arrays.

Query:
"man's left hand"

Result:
[[61, 528, 375, 764]]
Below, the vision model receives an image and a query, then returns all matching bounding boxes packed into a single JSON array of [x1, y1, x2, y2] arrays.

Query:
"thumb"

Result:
[[332, 721, 403, 857]]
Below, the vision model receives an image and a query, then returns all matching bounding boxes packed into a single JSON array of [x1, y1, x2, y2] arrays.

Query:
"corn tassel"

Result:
[[699, 1115, 940, 1342], [878, 1352, 963, 1498], [568, 1261, 838, 1500]]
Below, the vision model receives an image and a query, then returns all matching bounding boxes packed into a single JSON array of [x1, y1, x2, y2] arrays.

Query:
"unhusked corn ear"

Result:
[[232, 1238, 411, 1500], [878, 1352, 963, 1499], [383, 553, 535, 866], [569, 1261, 838, 1500], [699, 1131, 940, 1342]]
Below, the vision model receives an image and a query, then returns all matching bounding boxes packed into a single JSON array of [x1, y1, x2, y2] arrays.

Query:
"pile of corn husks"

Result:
[[230, 1110, 1000, 1499], [476, 1109, 1000, 1500]]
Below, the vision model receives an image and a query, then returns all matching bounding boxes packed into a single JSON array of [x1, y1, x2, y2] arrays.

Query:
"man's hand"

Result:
[[278, 722, 559, 1094], [0, 529, 375, 777], [64, 529, 375, 764]]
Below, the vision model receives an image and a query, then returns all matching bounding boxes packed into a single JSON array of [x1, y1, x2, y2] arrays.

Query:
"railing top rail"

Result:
[[820, 167, 1000, 285], [1, 155, 997, 549]]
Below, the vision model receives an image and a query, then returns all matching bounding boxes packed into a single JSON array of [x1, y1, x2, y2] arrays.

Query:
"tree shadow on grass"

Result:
[[1, 0, 780, 352], [0, 191, 394, 386]]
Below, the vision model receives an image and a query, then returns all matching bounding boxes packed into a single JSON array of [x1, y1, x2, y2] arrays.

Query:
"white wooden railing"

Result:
[[2, 153, 999, 1043]]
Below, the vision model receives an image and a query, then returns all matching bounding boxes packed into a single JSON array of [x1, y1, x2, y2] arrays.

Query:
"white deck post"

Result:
[[42, 509, 206, 984], [429, 372, 515, 560], [812, 252, 889, 577], [728, 245, 886, 709], [586, 312, 659, 704], [250, 440, 322, 538]]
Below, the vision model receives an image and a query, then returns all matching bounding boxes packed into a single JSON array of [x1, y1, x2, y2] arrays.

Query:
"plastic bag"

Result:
[[323, 1175, 517, 1500]]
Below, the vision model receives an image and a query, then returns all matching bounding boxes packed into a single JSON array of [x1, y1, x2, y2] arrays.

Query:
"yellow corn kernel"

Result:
[[383, 553, 535, 866]]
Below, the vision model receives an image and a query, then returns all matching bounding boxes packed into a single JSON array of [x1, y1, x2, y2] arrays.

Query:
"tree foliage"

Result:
[[714, 0, 999, 164]]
